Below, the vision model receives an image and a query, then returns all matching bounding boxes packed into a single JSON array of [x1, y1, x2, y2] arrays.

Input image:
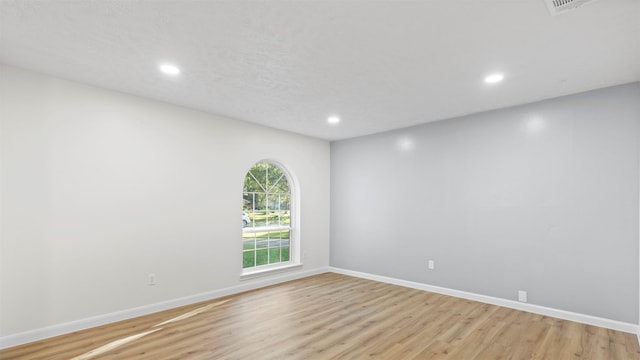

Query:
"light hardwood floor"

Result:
[[1, 273, 638, 359]]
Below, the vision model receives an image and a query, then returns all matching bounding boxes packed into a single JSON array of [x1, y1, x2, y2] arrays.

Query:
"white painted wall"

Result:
[[0, 65, 330, 338], [331, 83, 640, 324]]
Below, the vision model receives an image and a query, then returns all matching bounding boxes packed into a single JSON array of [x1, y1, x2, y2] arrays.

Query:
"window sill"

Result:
[[240, 263, 303, 281]]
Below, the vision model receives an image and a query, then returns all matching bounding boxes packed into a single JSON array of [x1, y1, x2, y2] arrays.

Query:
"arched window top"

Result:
[[242, 161, 295, 272], [243, 161, 290, 205]]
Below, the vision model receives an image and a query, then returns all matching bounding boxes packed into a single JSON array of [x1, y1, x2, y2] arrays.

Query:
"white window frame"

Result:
[[241, 160, 300, 278]]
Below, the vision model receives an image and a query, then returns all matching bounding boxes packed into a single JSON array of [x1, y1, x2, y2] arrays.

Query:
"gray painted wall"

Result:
[[330, 83, 640, 323]]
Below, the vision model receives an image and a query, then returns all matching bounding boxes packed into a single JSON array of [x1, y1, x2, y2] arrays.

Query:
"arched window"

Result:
[[242, 161, 294, 271]]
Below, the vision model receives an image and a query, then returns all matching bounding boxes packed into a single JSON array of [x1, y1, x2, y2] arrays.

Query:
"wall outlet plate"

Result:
[[518, 290, 527, 302], [148, 273, 156, 286]]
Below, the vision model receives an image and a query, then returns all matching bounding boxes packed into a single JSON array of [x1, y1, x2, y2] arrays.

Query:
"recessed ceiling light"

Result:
[[327, 116, 340, 124], [484, 73, 504, 84], [160, 64, 180, 75]]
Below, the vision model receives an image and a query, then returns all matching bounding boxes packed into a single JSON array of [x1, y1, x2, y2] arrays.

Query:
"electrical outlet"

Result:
[[148, 273, 156, 286], [518, 290, 527, 302], [428, 260, 435, 270]]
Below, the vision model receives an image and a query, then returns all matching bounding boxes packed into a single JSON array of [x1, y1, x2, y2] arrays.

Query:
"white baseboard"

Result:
[[0, 266, 330, 350], [329, 267, 639, 335], [2, 266, 637, 350]]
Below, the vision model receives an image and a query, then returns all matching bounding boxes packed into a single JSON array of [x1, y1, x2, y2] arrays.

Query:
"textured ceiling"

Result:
[[1, 0, 639, 141]]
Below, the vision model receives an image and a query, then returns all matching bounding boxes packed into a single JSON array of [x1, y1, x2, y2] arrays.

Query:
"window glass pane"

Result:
[[243, 176, 262, 194], [280, 194, 290, 226], [243, 250, 255, 268], [252, 194, 267, 227], [268, 248, 282, 264], [256, 236, 268, 249], [242, 161, 292, 270], [255, 249, 269, 266], [242, 238, 255, 251], [268, 239, 282, 248]]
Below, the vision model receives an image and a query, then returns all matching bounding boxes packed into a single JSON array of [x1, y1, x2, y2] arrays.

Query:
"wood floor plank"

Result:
[[1, 273, 638, 359]]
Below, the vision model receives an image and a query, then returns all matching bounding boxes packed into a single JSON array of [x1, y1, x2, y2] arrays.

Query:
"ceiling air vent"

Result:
[[544, 0, 600, 16]]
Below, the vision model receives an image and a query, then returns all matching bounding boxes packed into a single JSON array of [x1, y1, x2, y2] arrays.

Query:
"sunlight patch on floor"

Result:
[[153, 299, 230, 327], [70, 328, 162, 360]]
